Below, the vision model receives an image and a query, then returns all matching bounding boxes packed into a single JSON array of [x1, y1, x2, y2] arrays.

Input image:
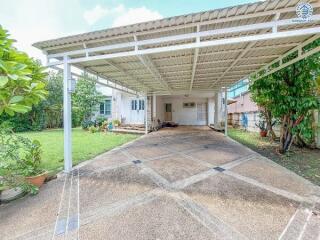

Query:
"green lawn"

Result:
[[228, 128, 320, 186], [18, 129, 139, 173]]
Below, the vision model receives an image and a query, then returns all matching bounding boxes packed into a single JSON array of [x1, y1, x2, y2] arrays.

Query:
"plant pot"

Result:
[[25, 172, 47, 187], [260, 130, 268, 137]]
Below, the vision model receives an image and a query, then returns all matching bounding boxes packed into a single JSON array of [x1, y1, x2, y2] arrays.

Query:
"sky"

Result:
[[0, 0, 263, 63]]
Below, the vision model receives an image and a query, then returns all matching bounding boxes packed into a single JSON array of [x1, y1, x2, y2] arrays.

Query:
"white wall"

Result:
[[120, 93, 145, 124], [157, 96, 208, 125], [208, 97, 215, 125]]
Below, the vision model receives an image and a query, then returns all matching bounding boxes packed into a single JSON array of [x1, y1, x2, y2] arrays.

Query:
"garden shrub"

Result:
[[81, 119, 95, 130]]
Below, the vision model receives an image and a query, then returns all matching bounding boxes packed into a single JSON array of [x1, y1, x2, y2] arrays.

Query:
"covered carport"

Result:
[[33, 0, 320, 172]]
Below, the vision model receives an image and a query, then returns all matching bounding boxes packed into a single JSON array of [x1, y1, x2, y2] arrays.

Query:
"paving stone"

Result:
[[81, 150, 132, 171], [188, 147, 249, 166], [79, 165, 157, 215], [125, 145, 172, 160], [79, 196, 216, 240], [145, 154, 210, 182], [232, 157, 318, 197], [183, 174, 299, 240]]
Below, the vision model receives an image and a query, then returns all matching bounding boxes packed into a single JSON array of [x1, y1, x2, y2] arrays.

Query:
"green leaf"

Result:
[[0, 75, 8, 87], [9, 96, 24, 104], [0, 60, 8, 72], [8, 104, 31, 113], [8, 74, 18, 80]]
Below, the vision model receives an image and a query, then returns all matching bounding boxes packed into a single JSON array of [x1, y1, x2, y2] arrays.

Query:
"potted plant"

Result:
[[19, 140, 47, 188], [113, 119, 121, 127], [255, 120, 268, 137]]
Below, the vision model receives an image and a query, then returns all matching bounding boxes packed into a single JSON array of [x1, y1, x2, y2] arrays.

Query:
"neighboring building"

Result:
[[228, 91, 260, 132]]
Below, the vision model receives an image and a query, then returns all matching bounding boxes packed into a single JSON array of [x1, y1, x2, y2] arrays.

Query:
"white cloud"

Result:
[[83, 4, 163, 27], [83, 5, 109, 26], [83, 4, 125, 25], [0, 0, 85, 63], [112, 7, 163, 27]]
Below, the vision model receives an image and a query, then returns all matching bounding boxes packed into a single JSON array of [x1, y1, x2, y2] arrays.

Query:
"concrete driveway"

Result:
[[1, 126, 320, 240]]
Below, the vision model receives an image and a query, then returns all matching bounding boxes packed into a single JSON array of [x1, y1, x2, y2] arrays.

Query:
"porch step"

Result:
[[111, 128, 145, 134]]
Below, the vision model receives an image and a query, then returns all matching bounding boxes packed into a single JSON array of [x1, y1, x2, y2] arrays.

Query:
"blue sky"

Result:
[[0, 0, 262, 62]]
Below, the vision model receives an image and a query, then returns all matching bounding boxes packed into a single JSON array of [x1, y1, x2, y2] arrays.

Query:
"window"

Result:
[[183, 102, 195, 108], [100, 99, 111, 115], [131, 99, 144, 110], [139, 100, 144, 110], [131, 100, 137, 110]]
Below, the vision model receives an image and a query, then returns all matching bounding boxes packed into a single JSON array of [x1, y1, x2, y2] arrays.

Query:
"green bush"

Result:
[[88, 126, 99, 133], [95, 115, 108, 127], [81, 119, 95, 130], [0, 129, 44, 194]]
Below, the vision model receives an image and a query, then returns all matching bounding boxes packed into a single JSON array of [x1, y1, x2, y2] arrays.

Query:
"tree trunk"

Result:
[[265, 110, 277, 141], [279, 115, 294, 153]]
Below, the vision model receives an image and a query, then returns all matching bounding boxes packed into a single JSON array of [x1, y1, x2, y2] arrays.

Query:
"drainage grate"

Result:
[[213, 167, 225, 172], [132, 160, 142, 164]]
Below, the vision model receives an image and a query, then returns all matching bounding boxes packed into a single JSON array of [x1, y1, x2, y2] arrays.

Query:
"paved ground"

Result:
[[1, 126, 320, 240]]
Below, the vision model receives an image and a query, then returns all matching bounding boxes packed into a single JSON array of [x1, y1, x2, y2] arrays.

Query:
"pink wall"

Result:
[[228, 92, 258, 113]]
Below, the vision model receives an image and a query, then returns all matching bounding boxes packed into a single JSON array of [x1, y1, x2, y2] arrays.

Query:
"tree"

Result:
[[250, 41, 320, 153], [44, 72, 63, 128], [0, 25, 47, 116], [72, 73, 103, 122]]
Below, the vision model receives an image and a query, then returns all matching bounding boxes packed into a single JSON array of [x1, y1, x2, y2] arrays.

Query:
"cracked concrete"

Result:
[[0, 126, 319, 240]]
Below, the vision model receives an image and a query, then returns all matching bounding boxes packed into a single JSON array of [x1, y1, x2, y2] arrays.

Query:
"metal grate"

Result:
[[132, 160, 142, 164], [213, 167, 225, 172]]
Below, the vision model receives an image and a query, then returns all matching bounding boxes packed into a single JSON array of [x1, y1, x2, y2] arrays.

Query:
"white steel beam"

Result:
[[47, 14, 320, 61], [47, 25, 320, 66], [224, 87, 228, 136], [189, 25, 200, 92], [209, 20, 275, 88], [105, 60, 150, 92], [63, 56, 72, 173], [252, 34, 320, 80], [151, 43, 298, 62], [137, 54, 172, 93]]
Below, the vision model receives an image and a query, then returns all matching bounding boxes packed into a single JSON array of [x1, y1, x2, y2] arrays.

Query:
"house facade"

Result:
[[94, 86, 229, 128]]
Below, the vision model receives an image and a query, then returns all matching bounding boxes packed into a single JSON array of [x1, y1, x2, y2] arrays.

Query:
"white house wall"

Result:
[[157, 96, 209, 126], [120, 93, 145, 124]]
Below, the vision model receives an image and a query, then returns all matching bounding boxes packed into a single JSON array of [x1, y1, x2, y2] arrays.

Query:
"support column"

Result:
[[224, 88, 228, 137], [145, 96, 148, 134], [214, 92, 219, 128], [63, 56, 72, 172], [152, 94, 157, 121]]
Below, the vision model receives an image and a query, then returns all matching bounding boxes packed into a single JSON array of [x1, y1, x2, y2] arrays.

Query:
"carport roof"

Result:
[[34, 0, 320, 95]]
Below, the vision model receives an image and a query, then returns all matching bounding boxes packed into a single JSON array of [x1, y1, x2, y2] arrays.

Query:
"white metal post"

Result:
[[152, 94, 156, 120], [145, 96, 148, 134], [224, 88, 228, 137], [63, 56, 72, 172]]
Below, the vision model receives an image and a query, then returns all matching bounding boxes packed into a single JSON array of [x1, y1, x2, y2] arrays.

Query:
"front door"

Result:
[[164, 103, 172, 121]]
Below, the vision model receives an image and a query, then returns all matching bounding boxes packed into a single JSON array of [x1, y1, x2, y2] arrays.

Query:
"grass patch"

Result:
[[228, 128, 320, 186], [18, 128, 139, 173]]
